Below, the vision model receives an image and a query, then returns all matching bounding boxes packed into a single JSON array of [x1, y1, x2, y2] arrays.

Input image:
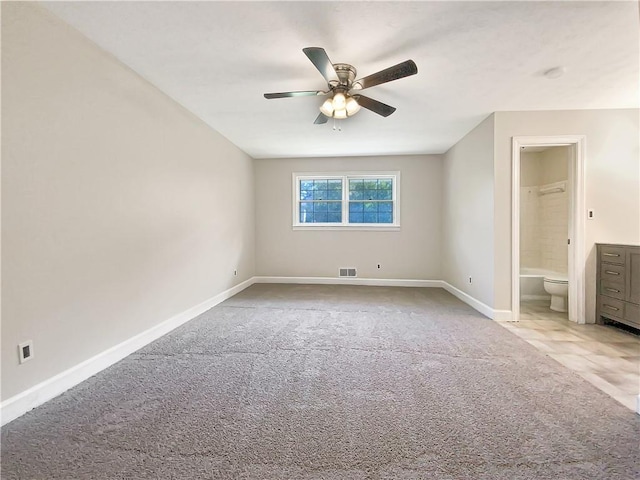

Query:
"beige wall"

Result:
[[255, 155, 442, 280], [520, 152, 542, 187], [442, 115, 495, 307], [1, 3, 255, 400], [540, 146, 569, 185], [494, 110, 640, 321]]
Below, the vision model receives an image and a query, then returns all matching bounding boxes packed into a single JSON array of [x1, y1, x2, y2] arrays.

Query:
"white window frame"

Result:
[[292, 171, 400, 231]]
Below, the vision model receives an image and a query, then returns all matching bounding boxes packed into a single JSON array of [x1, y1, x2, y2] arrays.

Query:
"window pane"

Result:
[[378, 179, 392, 190], [364, 212, 377, 223], [327, 189, 341, 200], [312, 179, 328, 191], [300, 180, 314, 191], [314, 211, 328, 223], [349, 190, 363, 201], [377, 189, 392, 200], [349, 179, 364, 191], [314, 202, 328, 212], [378, 212, 393, 223], [328, 202, 342, 212], [379, 202, 393, 212], [364, 190, 377, 200], [349, 212, 364, 223], [349, 202, 363, 213], [297, 174, 395, 227], [327, 212, 342, 223], [313, 189, 328, 200], [300, 203, 313, 223], [363, 179, 378, 190]]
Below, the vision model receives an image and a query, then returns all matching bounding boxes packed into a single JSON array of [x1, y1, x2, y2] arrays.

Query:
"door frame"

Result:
[[511, 135, 586, 323]]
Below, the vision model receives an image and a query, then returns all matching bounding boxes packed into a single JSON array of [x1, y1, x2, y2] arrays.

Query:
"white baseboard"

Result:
[[254, 277, 512, 320], [0, 278, 255, 426], [253, 276, 443, 288], [441, 282, 513, 321], [1, 276, 512, 425]]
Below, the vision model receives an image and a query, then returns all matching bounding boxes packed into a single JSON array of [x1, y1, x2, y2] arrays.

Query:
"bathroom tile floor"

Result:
[[499, 300, 640, 413]]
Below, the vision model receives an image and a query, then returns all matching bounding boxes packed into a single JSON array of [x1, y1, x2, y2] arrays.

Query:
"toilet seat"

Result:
[[543, 273, 568, 284]]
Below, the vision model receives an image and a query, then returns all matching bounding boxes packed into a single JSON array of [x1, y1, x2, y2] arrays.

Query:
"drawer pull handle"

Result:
[[603, 305, 620, 311], [604, 271, 620, 275], [605, 287, 620, 293], [603, 253, 620, 257]]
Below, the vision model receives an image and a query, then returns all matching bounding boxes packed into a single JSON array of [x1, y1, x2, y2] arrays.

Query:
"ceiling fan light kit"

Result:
[[264, 47, 417, 124], [319, 90, 361, 119]]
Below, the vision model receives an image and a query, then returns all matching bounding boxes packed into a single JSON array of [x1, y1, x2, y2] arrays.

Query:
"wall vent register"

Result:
[[339, 268, 357, 277]]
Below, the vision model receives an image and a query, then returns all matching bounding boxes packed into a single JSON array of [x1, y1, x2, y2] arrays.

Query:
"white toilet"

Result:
[[543, 273, 569, 312]]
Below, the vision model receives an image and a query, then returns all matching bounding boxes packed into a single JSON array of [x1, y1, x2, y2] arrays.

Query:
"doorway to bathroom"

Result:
[[511, 136, 585, 323]]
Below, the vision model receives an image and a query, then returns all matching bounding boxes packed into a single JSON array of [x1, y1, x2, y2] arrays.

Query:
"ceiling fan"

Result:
[[264, 47, 418, 124]]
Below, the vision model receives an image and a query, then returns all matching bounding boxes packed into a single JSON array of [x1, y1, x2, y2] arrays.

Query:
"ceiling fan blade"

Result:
[[353, 60, 418, 90], [353, 95, 396, 117], [314, 113, 328, 124], [303, 47, 340, 84], [264, 90, 325, 99]]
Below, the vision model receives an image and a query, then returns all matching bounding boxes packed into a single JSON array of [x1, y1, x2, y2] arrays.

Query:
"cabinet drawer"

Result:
[[599, 280, 625, 300], [624, 302, 639, 326], [598, 296, 625, 320], [599, 245, 626, 265], [600, 263, 625, 282]]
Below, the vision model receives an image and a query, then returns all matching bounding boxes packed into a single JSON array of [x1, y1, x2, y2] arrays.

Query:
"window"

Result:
[[293, 172, 399, 229]]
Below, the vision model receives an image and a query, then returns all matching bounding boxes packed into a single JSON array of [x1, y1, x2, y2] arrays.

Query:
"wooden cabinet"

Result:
[[596, 244, 640, 329]]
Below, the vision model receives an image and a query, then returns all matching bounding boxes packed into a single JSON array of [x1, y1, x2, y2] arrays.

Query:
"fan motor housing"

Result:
[[332, 63, 357, 87]]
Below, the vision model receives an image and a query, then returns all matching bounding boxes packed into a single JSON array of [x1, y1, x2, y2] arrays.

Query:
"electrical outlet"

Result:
[[587, 209, 594, 220], [377, 264, 381, 269], [234, 270, 237, 276], [18, 340, 34, 364], [469, 277, 472, 284]]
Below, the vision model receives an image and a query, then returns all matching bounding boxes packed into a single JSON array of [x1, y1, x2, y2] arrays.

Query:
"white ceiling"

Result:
[[42, 1, 639, 159]]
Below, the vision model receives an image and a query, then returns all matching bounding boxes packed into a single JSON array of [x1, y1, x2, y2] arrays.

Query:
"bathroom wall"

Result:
[[520, 152, 542, 268], [539, 147, 569, 274], [519, 147, 569, 274]]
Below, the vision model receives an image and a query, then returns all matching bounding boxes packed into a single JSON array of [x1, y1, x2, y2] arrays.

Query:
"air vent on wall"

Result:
[[339, 268, 357, 277]]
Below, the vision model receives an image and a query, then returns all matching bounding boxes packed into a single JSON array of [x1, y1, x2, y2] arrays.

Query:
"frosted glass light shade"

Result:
[[318, 92, 360, 119], [319, 98, 334, 116], [345, 96, 360, 115], [334, 108, 347, 119], [333, 92, 346, 109]]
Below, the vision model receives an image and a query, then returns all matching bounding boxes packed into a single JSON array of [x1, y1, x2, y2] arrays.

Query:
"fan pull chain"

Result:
[[332, 118, 342, 132]]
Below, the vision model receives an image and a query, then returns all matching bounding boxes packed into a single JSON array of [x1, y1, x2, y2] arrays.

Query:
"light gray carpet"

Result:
[[2, 284, 639, 479]]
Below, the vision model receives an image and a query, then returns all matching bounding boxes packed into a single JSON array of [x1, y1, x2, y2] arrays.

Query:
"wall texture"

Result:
[[1, 3, 255, 401], [254, 155, 442, 280], [442, 114, 496, 308], [494, 110, 640, 322]]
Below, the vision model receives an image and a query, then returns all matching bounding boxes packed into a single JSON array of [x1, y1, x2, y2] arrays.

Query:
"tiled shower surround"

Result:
[[520, 148, 569, 274], [520, 185, 569, 273]]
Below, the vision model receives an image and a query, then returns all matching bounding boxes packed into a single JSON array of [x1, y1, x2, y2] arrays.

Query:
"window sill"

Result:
[[293, 225, 401, 232]]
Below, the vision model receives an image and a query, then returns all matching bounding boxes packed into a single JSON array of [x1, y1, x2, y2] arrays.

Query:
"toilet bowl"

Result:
[[543, 273, 569, 312]]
